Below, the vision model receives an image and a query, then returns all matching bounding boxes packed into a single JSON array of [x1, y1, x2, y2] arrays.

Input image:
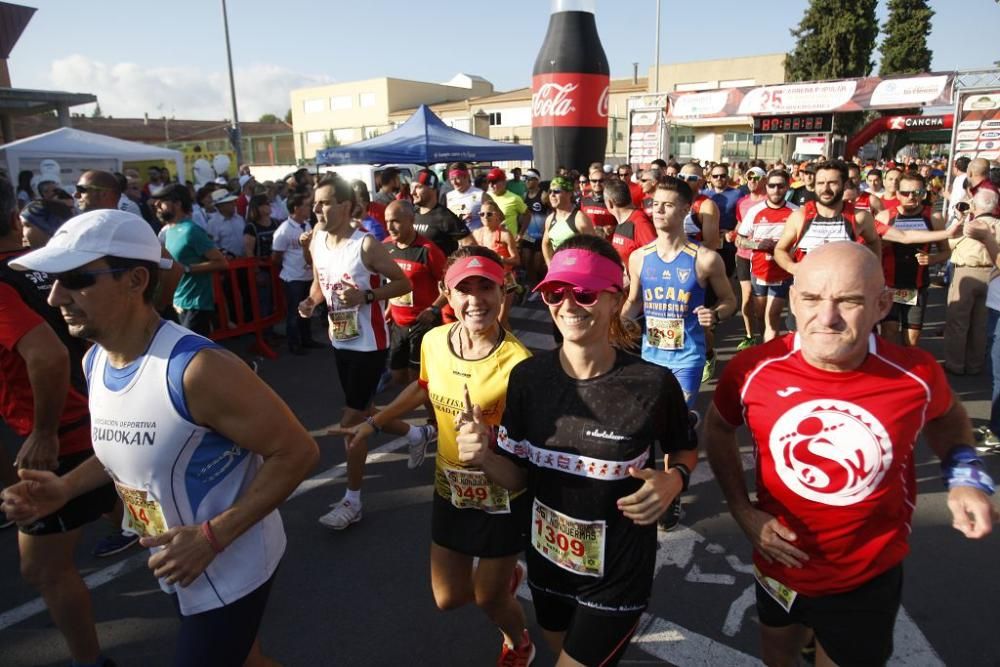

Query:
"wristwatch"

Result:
[[364, 290, 375, 304], [711, 309, 721, 325]]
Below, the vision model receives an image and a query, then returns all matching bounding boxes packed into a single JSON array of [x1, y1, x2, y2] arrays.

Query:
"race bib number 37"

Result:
[[114, 482, 168, 538], [444, 468, 511, 514], [532, 498, 606, 577]]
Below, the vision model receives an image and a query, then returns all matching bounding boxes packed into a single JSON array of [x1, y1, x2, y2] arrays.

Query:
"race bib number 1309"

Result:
[[532, 498, 606, 577]]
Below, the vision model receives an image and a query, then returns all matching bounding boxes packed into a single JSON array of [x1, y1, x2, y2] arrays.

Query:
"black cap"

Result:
[[148, 183, 192, 208]]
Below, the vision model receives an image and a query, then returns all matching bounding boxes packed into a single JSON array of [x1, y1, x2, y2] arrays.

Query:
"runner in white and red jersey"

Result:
[[705, 242, 996, 667], [774, 161, 885, 277], [735, 169, 798, 342], [732, 166, 768, 349], [846, 163, 883, 216]]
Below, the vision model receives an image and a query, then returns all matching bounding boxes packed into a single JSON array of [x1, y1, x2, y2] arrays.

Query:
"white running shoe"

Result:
[[318, 500, 362, 530], [408, 424, 437, 470]]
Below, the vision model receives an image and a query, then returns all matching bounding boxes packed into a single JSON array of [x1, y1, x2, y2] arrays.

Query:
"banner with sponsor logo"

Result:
[[667, 72, 955, 121], [949, 89, 1000, 162], [626, 93, 669, 168]]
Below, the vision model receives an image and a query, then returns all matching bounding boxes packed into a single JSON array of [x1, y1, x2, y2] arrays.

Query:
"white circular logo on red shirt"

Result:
[[769, 400, 892, 506]]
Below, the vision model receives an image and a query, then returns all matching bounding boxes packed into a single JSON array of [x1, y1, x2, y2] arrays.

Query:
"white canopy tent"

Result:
[[0, 127, 185, 189]]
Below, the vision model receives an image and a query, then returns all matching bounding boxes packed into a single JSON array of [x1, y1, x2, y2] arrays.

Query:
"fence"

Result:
[[208, 257, 287, 359]]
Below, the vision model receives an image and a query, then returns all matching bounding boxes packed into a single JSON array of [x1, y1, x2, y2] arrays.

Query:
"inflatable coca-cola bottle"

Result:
[[531, 0, 610, 179]]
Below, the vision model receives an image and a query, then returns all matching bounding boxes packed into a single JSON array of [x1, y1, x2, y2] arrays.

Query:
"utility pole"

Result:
[[221, 0, 243, 170], [653, 0, 661, 92]]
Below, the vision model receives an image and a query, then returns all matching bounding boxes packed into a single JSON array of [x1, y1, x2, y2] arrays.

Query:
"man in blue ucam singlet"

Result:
[[623, 176, 735, 530], [625, 177, 736, 407], [1, 209, 319, 667]]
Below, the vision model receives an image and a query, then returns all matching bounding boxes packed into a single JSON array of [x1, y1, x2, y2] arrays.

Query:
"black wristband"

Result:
[[669, 462, 691, 492]]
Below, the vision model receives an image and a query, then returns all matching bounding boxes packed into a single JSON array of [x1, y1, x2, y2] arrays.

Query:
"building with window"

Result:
[[290, 73, 494, 162]]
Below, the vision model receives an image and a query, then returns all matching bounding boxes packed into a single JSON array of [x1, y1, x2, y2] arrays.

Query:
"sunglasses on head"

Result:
[[54, 267, 128, 290], [541, 286, 614, 307]]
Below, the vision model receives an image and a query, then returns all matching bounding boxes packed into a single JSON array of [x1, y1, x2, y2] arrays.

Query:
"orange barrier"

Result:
[[208, 257, 287, 359]]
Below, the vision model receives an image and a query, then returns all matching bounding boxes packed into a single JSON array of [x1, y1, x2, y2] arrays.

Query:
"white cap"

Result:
[[11, 209, 173, 274], [211, 188, 238, 205], [603, 164, 613, 173]]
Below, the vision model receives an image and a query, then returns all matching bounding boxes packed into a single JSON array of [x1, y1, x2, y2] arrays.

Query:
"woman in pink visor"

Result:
[[458, 235, 696, 667], [344, 246, 536, 666]]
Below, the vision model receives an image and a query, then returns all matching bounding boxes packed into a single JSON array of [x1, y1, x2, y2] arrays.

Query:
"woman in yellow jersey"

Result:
[[346, 246, 536, 666]]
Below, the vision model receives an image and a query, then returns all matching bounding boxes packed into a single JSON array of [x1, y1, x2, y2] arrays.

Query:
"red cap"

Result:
[[486, 168, 506, 183], [444, 255, 506, 289]]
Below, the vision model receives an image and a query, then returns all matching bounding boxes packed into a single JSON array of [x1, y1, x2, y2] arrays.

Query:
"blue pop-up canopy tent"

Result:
[[315, 105, 533, 165]]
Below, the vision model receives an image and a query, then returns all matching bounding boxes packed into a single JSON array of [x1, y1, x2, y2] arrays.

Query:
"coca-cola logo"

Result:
[[533, 82, 578, 118], [598, 85, 609, 118]]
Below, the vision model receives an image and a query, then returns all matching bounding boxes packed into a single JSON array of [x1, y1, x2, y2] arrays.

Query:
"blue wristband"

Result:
[[941, 445, 995, 495]]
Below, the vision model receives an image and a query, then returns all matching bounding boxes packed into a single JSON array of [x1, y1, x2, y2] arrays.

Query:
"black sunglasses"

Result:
[[766, 182, 787, 189], [590, 179, 605, 184], [897, 189, 926, 198], [679, 174, 700, 182], [54, 267, 128, 290], [75, 184, 113, 195]]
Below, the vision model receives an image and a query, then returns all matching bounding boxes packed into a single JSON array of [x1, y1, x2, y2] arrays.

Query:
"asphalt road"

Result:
[[0, 284, 997, 667]]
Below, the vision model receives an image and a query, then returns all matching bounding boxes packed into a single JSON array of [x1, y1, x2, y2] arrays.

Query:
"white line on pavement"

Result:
[[0, 435, 411, 632]]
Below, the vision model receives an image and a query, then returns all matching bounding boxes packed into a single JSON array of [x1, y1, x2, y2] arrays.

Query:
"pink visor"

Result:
[[445, 255, 506, 289], [448, 169, 468, 180], [533, 249, 624, 293]]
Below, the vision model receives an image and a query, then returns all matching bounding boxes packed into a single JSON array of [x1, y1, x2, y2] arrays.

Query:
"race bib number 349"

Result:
[[532, 498, 606, 577], [444, 468, 511, 514]]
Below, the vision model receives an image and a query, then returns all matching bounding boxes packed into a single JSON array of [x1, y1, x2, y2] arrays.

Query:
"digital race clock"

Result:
[[752, 114, 834, 134]]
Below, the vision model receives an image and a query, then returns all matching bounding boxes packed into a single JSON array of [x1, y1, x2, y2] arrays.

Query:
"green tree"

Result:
[[785, 0, 879, 135], [258, 113, 280, 123], [284, 108, 292, 124], [879, 0, 934, 76], [323, 130, 340, 149], [878, 0, 935, 157]]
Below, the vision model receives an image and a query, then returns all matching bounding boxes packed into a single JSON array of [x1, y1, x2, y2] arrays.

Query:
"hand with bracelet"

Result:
[[941, 445, 999, 539]]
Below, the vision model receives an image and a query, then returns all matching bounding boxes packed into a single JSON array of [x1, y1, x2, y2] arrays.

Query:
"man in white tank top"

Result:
[[1, 209, 319, 666], [298, 175, 435, 530]]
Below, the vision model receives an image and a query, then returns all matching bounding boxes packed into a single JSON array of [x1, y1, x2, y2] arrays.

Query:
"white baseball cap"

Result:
[[11, 209, 173, 274]]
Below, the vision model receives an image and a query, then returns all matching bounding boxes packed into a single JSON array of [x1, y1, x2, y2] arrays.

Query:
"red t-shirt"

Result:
[[611, 208, 656, 266], [579, 196, 616, 232], [0, 282, 91, 456], [384, 234, 446, 327], [736, 201, 796, 283], [713, 334, 952, 596], [628, 181, 644, 208]]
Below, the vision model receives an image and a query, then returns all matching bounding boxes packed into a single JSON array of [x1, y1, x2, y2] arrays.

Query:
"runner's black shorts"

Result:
[[332, 347, 388, 411], [529, 584, 643, 667], [172, 568, 277, 667], [518, 238, 542, 252], [389, 321, 433, 371], [735, 254, 752, 282], [756, 563, 903, 667], [431, 491, 527, 558], [19, 447, 117, 536], [881, 287, 929, 330]]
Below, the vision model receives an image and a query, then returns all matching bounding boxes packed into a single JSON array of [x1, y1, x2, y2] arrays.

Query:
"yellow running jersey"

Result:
[[419, 324, 531, 503]]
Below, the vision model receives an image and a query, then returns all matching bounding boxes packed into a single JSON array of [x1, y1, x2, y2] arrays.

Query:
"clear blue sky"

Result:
[[8, 0, 999, 121]]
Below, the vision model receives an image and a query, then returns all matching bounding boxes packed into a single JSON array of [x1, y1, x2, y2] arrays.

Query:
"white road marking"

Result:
[[0, 435, 411, 632], [685, 564, 736, 585], [722, 584, 756, 637], [632, 613, 760, 666]]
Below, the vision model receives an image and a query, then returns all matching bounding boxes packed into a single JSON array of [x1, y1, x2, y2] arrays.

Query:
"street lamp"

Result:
[[221, 0, 243, 170]]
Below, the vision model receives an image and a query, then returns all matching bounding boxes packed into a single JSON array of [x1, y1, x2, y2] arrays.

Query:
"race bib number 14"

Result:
[[115, 482, 168, 538]]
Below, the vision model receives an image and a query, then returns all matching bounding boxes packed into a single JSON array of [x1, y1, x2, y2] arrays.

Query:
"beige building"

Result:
[[290, 73, 493, 161]]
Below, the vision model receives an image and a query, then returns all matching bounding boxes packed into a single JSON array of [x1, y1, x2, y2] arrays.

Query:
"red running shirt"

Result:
[[611, 208, 656, 266], [713, 333, 952, 596], [384, 234, 446, 327], [736, 201, 797, 283], [0, 283, 91, 455]]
